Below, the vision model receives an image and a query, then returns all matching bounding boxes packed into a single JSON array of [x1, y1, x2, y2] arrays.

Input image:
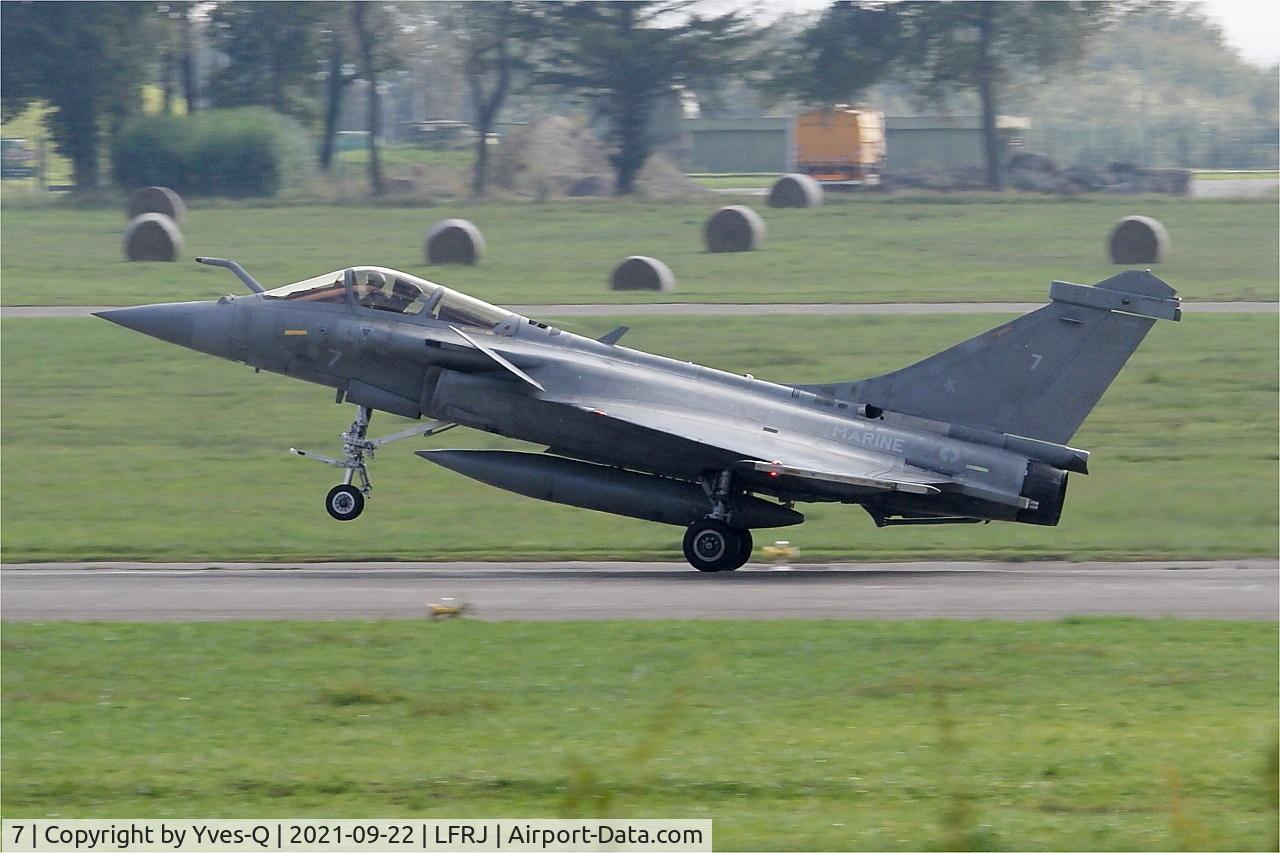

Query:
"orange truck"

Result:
[[793, 106, 886, 186]]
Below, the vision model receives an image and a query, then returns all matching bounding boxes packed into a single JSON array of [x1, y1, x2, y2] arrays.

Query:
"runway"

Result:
[[1190, 177, 1280, 199], [1, 301, 1275, 319], [2, 560, 1274, 622]]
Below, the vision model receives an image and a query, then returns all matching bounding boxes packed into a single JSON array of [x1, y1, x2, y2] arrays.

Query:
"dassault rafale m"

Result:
[[98, 259, 1180, 571]]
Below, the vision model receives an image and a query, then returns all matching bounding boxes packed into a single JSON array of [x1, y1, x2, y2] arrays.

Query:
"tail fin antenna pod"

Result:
[[1050, 270, 1181, 321], [797, 271, 1180, 446]]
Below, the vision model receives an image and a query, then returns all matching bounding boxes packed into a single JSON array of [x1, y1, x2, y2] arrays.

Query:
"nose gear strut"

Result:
[[290, 404, 455, 520]]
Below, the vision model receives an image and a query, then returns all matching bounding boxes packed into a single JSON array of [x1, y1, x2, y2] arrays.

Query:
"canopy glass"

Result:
[[264, 267, 512, 330]]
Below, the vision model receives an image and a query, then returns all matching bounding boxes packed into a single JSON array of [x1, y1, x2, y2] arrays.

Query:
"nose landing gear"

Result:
[[326, 484, 364, 521], [291, 404, 455, 521]]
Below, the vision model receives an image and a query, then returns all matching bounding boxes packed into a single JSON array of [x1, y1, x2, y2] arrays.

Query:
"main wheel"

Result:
[[325, 484, 364, 521], [683, 519, 743, 572], [725, 528, 754, 571]]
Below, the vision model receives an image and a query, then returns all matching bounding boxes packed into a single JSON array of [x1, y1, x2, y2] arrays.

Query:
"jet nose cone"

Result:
[[95, 303, 196, 348]]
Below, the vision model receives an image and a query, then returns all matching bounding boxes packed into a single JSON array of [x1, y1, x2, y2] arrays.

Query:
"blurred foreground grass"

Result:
[[2, 619, 1275, 850], [1, 196, 1275, 305], [1, 313, 1274, 562]]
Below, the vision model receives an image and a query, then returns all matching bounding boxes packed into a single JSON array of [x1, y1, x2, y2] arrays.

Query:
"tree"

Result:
[[442, 2, 542, 196], [537, 2, 754, 195], [175, 2, 200, 113], [205, 2, 323, 122], [1007, 4, 1279, 169], [306, 2, 399, 191], [152, 2, 198, 116], [898, 1, 1108, 188], [771, 2, 905, 106], [1, 2, 150, 190], [156, 5, 177, 115], [317, 4, 358, 173], [350, 2, 399, 196]]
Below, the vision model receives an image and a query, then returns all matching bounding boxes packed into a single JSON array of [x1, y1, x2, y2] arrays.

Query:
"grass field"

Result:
[[1, 196, 1275, 306], [335, 145, 473, 170], [1, 312, 1274, 563], [2, 619, 1275, 850]]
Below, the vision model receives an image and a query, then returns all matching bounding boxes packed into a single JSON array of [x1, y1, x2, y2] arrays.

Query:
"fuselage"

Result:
[[97, 262, 1185, 570], [99, 265, 1064, 526]]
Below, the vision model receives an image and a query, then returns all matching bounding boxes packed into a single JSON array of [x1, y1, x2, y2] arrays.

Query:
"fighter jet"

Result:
[[97, 259, 1180, 571]]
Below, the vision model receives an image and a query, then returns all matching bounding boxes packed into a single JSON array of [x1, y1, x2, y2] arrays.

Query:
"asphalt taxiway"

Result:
[[1, 560, 1274, 622]]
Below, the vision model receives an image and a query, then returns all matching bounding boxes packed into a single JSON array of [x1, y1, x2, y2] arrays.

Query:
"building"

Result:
[[681, 115, 1029, 174], [885, 116, 1028, 171]]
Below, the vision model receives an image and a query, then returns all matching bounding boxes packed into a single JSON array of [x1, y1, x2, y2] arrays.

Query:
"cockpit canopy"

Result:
[[263, 266, 512, 330]]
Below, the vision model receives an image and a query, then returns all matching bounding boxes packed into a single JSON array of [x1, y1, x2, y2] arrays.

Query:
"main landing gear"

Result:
[[291, 404, 455, 521], [682, 470, 754, 572], [683, 519, 753, 572]]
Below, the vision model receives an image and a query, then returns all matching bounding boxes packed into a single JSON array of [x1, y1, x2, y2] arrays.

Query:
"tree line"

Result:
[[2, 1, 1271, 196]]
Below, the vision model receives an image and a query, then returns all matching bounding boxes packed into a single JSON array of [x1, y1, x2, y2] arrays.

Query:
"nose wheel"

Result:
[[291, 404, 456, 522], [326, 484, 365, 521]]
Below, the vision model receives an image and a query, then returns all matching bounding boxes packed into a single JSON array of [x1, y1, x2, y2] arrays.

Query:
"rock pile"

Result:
[[492, 116, 613, 198], [492, 116, 702, 199], [888, 158, 1191, 195]]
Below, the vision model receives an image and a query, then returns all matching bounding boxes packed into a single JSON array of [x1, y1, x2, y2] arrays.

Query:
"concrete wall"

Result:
[[683, 118, 790, 173], [885, 116, 1028, 171], [886, 127, 987, 170]]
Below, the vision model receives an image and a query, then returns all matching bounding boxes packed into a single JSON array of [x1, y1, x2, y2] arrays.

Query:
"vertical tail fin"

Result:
[[800, 271, 1180, 445]]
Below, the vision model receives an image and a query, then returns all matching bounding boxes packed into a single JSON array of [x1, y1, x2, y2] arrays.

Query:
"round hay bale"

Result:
[[425, 218, 484, 265], [609, 256, 675, 292], [1108, 215, 1168, 264], [704, 205, 766, 253], [768, 173, 823, 208], [123, 213, 184, 262], [127, 186, 185, 225]]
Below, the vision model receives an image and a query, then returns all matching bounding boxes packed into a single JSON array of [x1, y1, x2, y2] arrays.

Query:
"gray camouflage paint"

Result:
[[97, 264, 1180, 534]]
